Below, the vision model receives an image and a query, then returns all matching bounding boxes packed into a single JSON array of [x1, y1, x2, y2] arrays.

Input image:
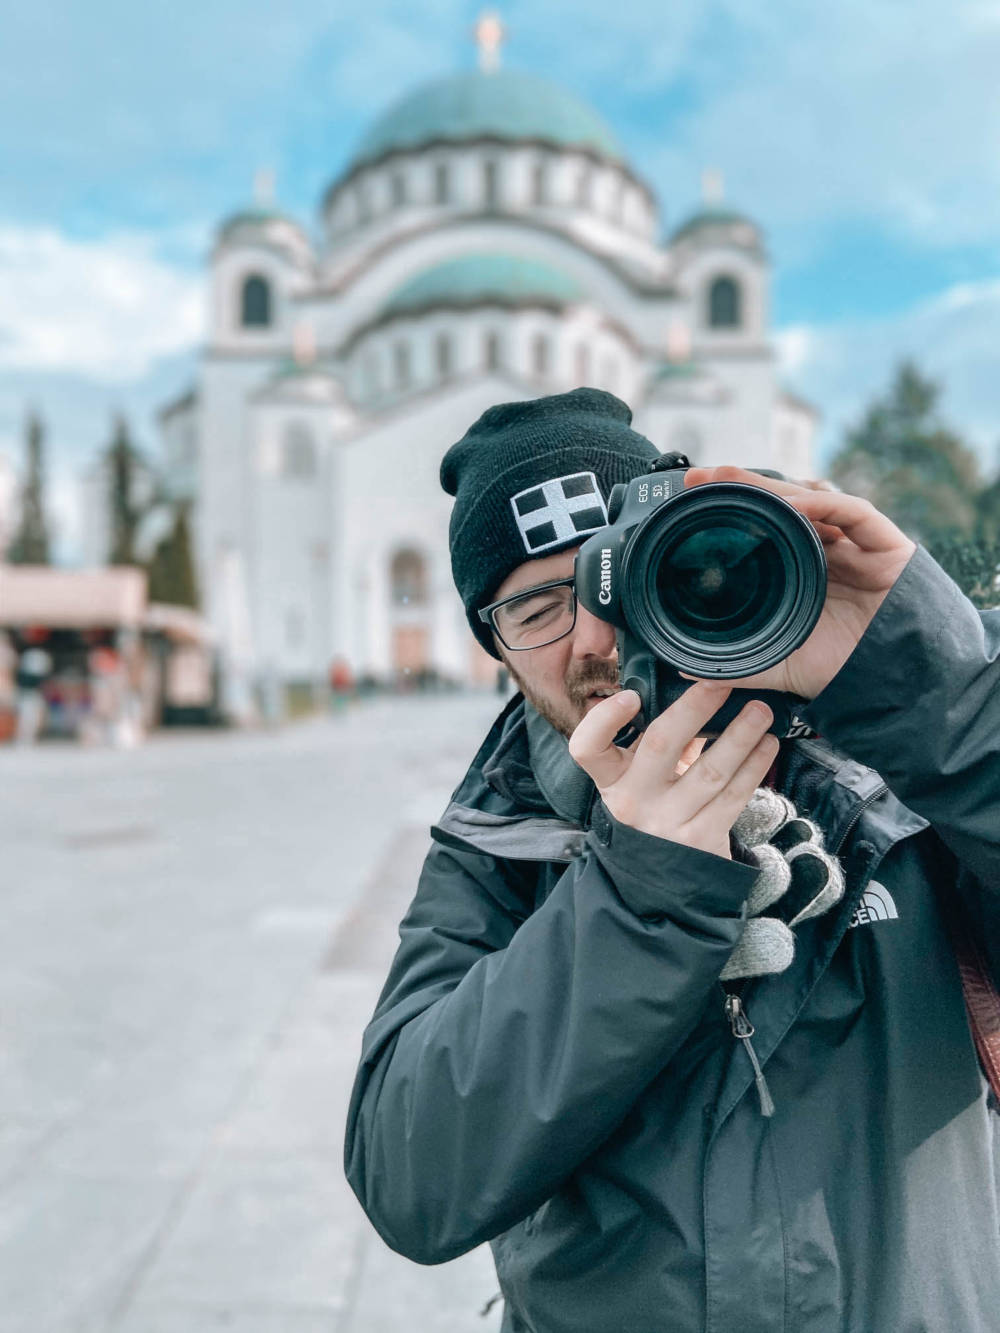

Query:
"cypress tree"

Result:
[[8, 411, 51, 564], [108, 414, 141, 566]]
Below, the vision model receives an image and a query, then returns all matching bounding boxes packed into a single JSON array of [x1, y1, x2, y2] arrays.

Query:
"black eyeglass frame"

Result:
[[478, 577, 578, 651]]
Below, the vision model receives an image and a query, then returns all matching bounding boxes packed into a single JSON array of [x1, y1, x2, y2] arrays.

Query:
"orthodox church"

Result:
[[158, 19, 816, 701]]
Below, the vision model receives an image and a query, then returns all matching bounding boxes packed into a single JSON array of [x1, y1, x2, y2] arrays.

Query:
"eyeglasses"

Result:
[[479, 578, 577, 651]]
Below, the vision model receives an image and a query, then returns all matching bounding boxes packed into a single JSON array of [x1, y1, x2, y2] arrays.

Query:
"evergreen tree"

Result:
[[829, 361, 982, 546], [147, 505, 199, 608], [108, 413, 142, 565], [829, 363, 999, 607], [8, 410, 51, 564]]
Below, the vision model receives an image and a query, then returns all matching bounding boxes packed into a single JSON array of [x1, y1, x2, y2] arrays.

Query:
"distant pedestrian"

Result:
[[329, 657, 355, 714], [15, 644, 52, 745], [87, 644, 125, 746]]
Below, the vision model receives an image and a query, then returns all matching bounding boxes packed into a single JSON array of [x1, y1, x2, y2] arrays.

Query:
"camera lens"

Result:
[[654, 523, 785, 643], [620, 483, 826, 678]]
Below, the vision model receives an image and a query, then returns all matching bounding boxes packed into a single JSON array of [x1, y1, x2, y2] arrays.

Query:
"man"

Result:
[[345, 388, 1000, 1332]]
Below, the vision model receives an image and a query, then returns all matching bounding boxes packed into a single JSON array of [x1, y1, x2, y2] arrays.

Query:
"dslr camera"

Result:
[[575, 453, 827, 738]]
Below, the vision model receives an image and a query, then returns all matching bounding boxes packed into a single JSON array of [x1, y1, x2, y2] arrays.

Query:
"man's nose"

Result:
[[570, 603, 618, 660]]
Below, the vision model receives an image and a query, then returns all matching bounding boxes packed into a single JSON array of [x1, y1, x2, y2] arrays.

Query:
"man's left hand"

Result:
[[683, 466, 916, 700]]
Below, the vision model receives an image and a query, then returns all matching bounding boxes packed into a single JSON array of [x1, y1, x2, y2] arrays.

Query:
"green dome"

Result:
[[352, 70, 625, 167], [384, 254, 585, 315], [670, 208, 760, 244]]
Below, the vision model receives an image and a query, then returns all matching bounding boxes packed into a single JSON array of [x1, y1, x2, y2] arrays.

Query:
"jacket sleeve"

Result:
[[343, 817, 757, 1264], [802, 545, 1000, 890]]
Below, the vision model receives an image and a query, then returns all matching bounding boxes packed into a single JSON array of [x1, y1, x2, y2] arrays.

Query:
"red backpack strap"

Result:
[[950, 910, 1000, 1101]]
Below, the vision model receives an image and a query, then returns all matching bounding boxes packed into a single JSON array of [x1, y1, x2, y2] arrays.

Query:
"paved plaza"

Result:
[[0, 693, 507, 1332]]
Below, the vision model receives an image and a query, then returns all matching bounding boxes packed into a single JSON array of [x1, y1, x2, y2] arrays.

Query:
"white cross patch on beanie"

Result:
[[510, 472, 609, 554]]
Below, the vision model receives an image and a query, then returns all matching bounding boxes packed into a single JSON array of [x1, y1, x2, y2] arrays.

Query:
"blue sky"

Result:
[[2, 0, 1000, 554]]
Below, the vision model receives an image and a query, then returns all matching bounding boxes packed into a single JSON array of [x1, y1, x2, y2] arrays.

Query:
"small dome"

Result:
[[383, 253, 585, 316], [215, 209, 311, 262], [351, 70, 626, 168], [670, 208, 761, 247]]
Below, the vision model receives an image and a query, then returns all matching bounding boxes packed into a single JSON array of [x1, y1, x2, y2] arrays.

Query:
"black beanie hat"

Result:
[[441, 387, 661, 659]]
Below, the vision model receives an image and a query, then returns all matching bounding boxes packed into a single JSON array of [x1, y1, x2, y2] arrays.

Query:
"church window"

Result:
[[531, 161, 548, 206], [483, 159, 500, 210], [484, 330, 502, 371], [363, 351, 380, 397], [240, 274, 271, 328], [435, 333, 452, 378], [576, 167, 592, 209], [608, 177, 625, 224], [393, 341, 411, 388], [532, 334, 550, 378], [391, 172, 407, 207], [357, 182, 372, 225], [708, 275, 742, 329], [285, 607, 305, 649], [282, 423, 317, 479], [434, 162, 450, 204], [575, 343, 591, 385], [390, 548, 428, 606]]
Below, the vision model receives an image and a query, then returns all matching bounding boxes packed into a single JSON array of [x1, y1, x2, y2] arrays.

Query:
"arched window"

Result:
[[391, 172, 406, 207], [282, 423, 317, 479], [285, 606, 305, 649], [532, 334, 550, 378], [484, 330, 502, 371], [393, 341, 411, 388], [390, 548, 428, 606], [435, 333, 452, 378], [434, 162, 450, 204], [608, 177, 625, 224], [708, 275, 742, 329], [483, 159, 499, 210], [357, 182, 372, 225], [362, 351, 380, 397], [576, 167, 592, 209], [531, 161, 548, 206], [240, 274, 271, 328]]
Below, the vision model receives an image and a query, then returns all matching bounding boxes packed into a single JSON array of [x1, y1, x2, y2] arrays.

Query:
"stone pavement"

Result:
[[0, 693, 507, 1332]]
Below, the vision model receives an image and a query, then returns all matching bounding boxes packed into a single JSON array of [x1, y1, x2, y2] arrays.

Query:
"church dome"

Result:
[[670, 207, 761, 248], [351, 70, 626, 168], [215, 208, 312, 265], [383, 253, 585, 316]]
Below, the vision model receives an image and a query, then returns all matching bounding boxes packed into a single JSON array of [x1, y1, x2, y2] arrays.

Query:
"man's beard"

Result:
[[501, 656, 621, 738]]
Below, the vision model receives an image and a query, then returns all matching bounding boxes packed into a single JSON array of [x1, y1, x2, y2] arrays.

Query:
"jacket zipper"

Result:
[[724, 992, 775, 1117], [833, 783, 888, 855]]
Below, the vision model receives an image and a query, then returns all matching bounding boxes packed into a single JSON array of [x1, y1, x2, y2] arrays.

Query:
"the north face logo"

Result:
[[847, 881, 899, 929], [510, 472, 608, 554]]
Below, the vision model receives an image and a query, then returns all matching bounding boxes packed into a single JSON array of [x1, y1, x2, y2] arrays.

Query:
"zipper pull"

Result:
[[724, 993, 776, 1118]]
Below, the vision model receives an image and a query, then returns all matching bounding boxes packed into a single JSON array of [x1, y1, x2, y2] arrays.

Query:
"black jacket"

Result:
[[346, 548, 1000, 1332]]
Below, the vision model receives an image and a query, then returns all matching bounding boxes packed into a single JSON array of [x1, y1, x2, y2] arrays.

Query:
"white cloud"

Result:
[[0, 227, 203, 381], [778, 276, 1000, 472]]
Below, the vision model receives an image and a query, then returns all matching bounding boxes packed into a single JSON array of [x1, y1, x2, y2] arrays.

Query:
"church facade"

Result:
[[159, 62, 816, 697]]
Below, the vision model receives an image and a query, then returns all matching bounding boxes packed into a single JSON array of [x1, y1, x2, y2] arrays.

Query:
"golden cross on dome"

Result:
[[474, 11, 506, 72], [254, 168, 276, 208], [701, 168, 725, 207]]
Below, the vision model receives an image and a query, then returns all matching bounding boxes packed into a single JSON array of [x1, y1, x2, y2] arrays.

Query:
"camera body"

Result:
[[575, 454, 827, 738]]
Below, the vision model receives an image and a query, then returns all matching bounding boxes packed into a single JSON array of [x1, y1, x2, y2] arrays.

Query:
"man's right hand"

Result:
[[568, 682, 780, 861]]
